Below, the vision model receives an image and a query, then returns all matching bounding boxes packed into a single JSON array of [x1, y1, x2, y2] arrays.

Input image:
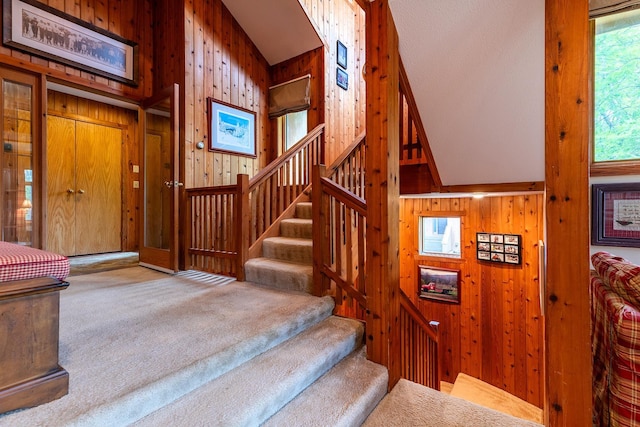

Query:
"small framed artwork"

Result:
[[477, 232, 521, 265], [336, 68, 348, 90], [418, 265, 460, 304], [208, 98, 256, 157], [337, 40, 347, 69], [3, 0, 137, 85], [592, 183, 640, 248]]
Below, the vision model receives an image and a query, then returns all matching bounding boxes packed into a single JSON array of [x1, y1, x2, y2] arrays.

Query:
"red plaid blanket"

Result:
[[0, 241, 69, 282], [592, 252, 640, 427]]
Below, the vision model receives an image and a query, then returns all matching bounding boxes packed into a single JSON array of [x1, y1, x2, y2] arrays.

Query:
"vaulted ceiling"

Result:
[[223, 0, 546, 187]]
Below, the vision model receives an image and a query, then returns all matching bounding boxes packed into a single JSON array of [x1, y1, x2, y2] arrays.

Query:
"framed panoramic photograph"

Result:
[[337, 40, 347, 69], [418, 265, 460, 304], [592, 183, 640, 248], [3, 0, 137, 85], [208, 98, 256, 157]]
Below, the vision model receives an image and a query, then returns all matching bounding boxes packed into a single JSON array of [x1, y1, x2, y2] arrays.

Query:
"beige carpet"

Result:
[[0, 267, 335, 426], [364, 379, 543, 427]]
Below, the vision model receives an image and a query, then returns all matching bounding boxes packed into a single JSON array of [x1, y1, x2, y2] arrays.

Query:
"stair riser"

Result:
[[296, 203, 313, 219], [263, 240, 313, 264], [245, 261, 313, 293], [281, 221, 312, 239]]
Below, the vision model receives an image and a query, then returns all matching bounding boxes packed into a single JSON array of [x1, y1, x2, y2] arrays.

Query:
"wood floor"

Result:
[[444, 373, 543, 424]]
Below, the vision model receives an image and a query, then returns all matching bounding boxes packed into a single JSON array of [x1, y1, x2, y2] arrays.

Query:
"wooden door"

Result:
[[75, 122, 122, 255], [46, 117, 122, 256], [46, 116, 76, 255], [138, 84, 180, 272]]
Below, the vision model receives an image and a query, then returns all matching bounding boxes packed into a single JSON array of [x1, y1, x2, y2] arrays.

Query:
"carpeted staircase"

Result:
[[245, 201, 314, 293], [0, 265, 387, 427]]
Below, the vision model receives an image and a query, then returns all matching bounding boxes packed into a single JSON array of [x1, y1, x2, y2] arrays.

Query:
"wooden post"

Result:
[[545, 0, 592, 425], [365, 0, 401, 390], [312, 165, 325, 297], [236, 174, 250, 281]]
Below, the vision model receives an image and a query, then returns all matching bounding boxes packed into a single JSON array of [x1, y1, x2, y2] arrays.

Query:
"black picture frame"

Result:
[[337, 40, 347, 69], [476, 232, 521, 265], [418, 265, 460, 304], [336, 68, 348, 91], [208, 98, 256, 158], [592, 183, 640, 248], [3, 0, 138, 86]]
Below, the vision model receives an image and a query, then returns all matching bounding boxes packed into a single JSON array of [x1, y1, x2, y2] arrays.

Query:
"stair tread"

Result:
[[246, 257, 313, 271], [134, 316, 364, 427], [263, 348, 388, 427], [281, 218, 313, 224], [263, 236, 313, 245]]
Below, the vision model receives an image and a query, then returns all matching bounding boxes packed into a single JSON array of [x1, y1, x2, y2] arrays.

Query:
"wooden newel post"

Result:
[[236, 174, 250, 281], [365, 0, 401, 390], [312, 165, 325, 297]]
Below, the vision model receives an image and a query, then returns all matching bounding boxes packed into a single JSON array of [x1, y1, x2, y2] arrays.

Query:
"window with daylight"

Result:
[[419, 217, 461, 258], [594, 8, 640, 163], [277, 110, 308, 154]]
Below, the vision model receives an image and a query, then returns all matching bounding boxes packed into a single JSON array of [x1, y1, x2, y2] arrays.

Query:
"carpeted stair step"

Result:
[[245, 257, 313, 292], [133, 316, 364, 427], [0, 270, 335, 427], [296, 201, 313, 219], [262, 236, 313, 264], [281, 218, 312, 239], [263, 348, 388, 427]]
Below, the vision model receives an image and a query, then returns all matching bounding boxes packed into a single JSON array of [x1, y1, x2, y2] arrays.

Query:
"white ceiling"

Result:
[[389, 0, 546, 186], [221, 0, 323, 65]]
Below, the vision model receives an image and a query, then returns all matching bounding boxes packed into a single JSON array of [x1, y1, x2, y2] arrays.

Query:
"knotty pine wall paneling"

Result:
[[299, 0, 366, 166], [183, 0, 270, 188], [47, 90, 140, 251], [399, 194, 544, 408], [0, 0, 154, 100]]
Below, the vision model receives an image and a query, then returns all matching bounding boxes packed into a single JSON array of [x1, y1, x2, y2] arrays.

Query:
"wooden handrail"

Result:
[[326, 131, 365, 176], [249, 123, 325, 190], [318, 177, 367, 215], [399, 289, 439, 342]]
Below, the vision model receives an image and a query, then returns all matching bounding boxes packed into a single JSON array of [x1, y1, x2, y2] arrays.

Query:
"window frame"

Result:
[[591, 14, 640, 176], [418, 214, 462, 259]]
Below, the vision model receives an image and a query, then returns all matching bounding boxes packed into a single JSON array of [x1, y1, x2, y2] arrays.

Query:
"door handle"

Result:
[[78, 189, 85, 194], [67, 188, 75, 194], [164, 181, 184, 188]]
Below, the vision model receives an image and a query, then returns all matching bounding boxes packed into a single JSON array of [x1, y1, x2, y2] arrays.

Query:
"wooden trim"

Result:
[[319, 177, 367, 215], [354, 0, 369, 12], [545, 0, 592, 425], [399, 58, 442, 189], [440, 182, 545, 194], [590, 160, 640, 176], [45, 111, 129, 130], [236, 174, 250, 281]]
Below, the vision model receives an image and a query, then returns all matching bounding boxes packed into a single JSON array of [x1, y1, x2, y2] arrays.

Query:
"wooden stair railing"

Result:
[[399, 289, 441, 390], [185, 124, 324, 279], [313, 131, 440, 390]]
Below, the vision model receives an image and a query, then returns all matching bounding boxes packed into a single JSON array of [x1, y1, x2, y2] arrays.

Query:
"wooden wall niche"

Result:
[[399, 194, 544, 408], [0, 0, 154, 100]]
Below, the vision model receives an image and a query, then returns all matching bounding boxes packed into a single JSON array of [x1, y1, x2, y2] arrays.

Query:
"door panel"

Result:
[[75, 122, 122, 255], [139, 84, 179, 272], [46, 116, 76, 255]]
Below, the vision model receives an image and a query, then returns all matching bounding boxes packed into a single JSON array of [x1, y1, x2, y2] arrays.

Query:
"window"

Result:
[[419, 217, 461, 258], [278, 110, 308, 153], [594, 9, 640, 162]]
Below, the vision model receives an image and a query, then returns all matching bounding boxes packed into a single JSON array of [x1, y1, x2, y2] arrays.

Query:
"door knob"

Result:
[[67, 188, 75, 194], [78, 189, 85, 194], [164, 181, 184, 188]]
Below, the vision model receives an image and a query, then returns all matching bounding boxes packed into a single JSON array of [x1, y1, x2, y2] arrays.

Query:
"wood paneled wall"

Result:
[[399, 194, 544, 408], [300, 0, 366, 166], [182, 0, 270, 187], [47, 90, 139, 251], [0, 0, 154, 100]]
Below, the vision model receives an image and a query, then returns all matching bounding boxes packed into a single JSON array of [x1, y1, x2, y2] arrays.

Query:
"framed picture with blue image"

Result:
[[208, 98, 256, 157]]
